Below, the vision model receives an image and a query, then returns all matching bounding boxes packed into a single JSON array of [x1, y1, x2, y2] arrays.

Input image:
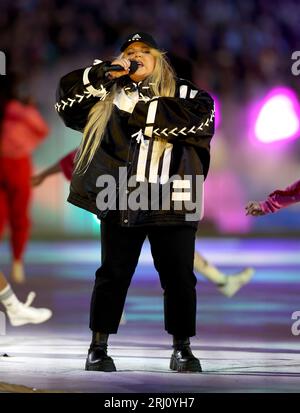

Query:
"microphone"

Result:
[[104, 60, 139, 75]]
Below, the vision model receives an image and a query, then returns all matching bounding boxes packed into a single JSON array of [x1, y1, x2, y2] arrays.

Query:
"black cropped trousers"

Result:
[[90, 218, 197, 337]]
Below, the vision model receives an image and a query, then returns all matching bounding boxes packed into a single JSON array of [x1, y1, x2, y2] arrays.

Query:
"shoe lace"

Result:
[[24, 291, 36, 307]]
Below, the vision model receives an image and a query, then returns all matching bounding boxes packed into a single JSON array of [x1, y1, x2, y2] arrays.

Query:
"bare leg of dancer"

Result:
[[193, 251, 254, 297]]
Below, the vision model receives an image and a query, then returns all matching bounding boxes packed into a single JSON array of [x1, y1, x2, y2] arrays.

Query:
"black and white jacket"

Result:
[[55, 60, 215, 228]]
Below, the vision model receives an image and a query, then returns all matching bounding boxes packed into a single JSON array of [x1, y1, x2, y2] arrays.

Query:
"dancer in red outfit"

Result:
[[32, 149, 127, 325], [245, 179, 300, 216], [0, 77, 49, 283]]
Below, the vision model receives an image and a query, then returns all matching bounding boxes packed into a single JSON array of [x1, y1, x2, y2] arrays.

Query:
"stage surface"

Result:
[[1, 238, 300, 393]]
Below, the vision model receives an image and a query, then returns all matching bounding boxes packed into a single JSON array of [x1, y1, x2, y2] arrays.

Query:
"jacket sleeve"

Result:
[[55, 60, 115, 132], [259, 179, 300, 214], [128, 84, 214, 178]]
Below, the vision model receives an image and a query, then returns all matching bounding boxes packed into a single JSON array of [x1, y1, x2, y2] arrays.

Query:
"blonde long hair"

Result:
[[75, 49, 176, 174]]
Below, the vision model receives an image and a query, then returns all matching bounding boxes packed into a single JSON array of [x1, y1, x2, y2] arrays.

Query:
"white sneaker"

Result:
[[218, 268, 255, 298], [6, 292, 52, 327]]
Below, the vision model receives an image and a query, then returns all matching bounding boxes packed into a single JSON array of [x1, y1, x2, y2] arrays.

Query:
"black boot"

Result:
[[85, 332, 116, 372], [170, 337, 202, 373]]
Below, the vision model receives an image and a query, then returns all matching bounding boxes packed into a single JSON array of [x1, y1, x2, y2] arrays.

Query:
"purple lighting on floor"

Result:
[[250, 87, 300, 143]]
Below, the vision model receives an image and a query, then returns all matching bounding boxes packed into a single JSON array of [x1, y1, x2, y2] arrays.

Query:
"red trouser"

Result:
[[0, 156, 32, 261]]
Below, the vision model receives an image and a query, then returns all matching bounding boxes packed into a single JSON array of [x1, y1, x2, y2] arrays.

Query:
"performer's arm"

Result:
[[31, 162, 61, 186], [246, 179, 300, 216], [59, 150, 77, 181], [55, 61, 115, 132], [32, 149, 77, 186]]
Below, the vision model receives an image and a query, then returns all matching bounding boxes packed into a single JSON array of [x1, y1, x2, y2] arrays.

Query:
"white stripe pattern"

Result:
[[179, 85, 188, 98], [146, 100, 159, 124], [83, 67, 92, 85], [148, 85, 214, 137], [152, 108, 215, 137], [55, 62, 109, 113], [148, 141, 162, 184], [159, 143, 173, 184], [144, 126, 153, 137], [190, 89, 198, 99], [136, 139, 150, 182]]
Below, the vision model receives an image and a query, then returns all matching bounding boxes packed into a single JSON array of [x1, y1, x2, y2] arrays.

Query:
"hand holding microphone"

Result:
[[105, 59, 138, 79]]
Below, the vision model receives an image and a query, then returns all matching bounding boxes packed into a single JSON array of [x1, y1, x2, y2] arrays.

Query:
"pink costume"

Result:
[[259, 180, 300, 214]]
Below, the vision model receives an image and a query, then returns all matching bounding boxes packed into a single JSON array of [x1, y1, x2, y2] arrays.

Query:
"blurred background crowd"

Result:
[[1, 0, 300, 98], [1, 0, 300, 238]]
